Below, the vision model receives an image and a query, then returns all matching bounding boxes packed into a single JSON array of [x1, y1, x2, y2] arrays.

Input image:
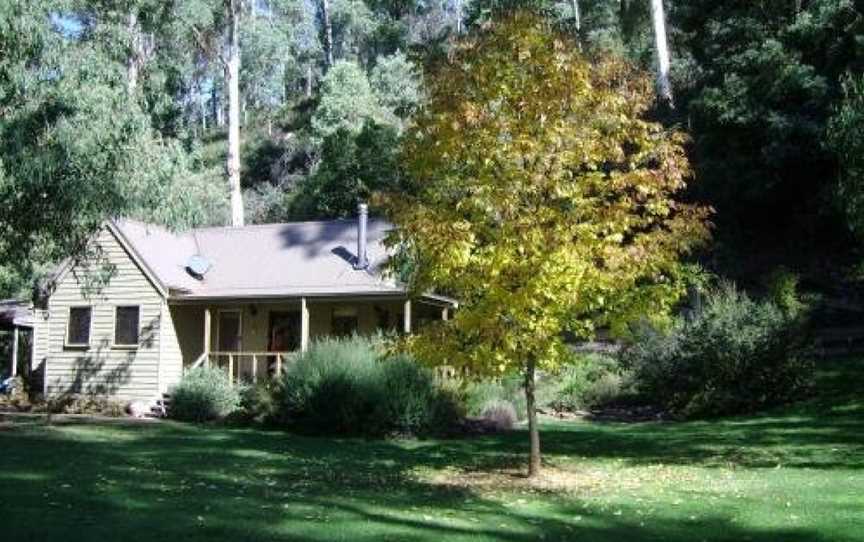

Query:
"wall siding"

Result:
[[45, 227, 164, 401], [159, 301, 183, 393]]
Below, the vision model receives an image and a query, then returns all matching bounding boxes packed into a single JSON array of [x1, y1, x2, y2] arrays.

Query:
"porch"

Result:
[[172, 296, 451, 384]]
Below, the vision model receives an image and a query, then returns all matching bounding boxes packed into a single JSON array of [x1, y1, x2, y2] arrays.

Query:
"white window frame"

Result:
[[65, 305, 93, 348], [112, 305, 142, 349]]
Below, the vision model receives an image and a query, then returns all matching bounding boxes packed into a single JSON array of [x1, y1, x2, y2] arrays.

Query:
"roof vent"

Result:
[[185, 255, 211, 280]]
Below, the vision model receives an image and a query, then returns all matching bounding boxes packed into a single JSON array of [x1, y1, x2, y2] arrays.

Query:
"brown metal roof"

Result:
[[112, 218, 407, 301]]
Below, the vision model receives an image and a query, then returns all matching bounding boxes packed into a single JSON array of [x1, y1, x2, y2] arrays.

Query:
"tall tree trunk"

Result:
[[214, 85, 224, 127], [321, 0, 334, 70], [126, 10, 141, 95], [650, 0, 674, 108], [570, 0, 581, 33], [225, 0, 245, 227], [455, 0, 463, 34], [305, 64, 313, 97], [200, 88, 208, 132], [524, 357, 541, 477]]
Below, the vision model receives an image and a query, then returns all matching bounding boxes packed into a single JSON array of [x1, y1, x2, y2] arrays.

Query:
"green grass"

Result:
[[1, 359, 862, 541]]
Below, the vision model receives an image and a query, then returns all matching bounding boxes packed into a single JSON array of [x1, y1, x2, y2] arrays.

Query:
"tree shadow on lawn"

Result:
[[0, 420, 846, 542], [532, 358, 864, 471]]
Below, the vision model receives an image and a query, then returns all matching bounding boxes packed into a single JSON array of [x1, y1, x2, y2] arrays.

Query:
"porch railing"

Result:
[[187, 351, 297, 384]]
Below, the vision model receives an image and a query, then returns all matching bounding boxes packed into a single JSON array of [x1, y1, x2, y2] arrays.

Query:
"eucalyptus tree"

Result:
[[179, 0, 246, 226], [0, 0, 225, 296]]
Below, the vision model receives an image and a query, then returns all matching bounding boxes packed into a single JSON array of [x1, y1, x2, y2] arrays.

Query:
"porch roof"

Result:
[[112, 218, 414, 302], [0, 299, 33, 329]]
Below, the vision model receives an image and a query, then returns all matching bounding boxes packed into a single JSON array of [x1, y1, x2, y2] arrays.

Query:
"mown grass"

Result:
[[0, 358, 861, 541]]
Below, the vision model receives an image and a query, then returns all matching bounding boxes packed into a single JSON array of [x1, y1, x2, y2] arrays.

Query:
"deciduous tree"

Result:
[[382, 13, 709, 476]]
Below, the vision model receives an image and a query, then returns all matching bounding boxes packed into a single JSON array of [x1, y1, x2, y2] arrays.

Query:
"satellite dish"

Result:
[[186, 255, 211, 280]]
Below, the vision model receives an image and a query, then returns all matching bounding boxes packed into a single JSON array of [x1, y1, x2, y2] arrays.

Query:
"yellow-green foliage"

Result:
[[382, 13, 710, 377]]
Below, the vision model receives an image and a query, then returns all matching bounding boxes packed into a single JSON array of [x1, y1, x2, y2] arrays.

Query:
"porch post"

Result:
[[11, 327, 18, 377], [203, 307, 212, 367], [300, 297, 309, 353], [403, 299, 412, 334], [441, 307, 449, 321]]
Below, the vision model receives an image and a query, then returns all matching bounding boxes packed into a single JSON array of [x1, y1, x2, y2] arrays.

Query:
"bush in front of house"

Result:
[[169, 367, 243, 422], [620, 283, 814, 418], [277, 335, 380, 433], [276, 336, 462, 436]]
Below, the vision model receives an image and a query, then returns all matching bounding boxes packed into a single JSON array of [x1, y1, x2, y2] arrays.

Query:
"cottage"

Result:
[[28, 206, 455, 404]]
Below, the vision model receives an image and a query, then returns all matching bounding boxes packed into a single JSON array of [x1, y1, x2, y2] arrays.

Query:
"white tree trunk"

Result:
[[321, 0, 334, 70], [571, 0, 581, 32], [650, 0, 674, 108], [226, 0, 245, 227], [126, 11, 140, 94]]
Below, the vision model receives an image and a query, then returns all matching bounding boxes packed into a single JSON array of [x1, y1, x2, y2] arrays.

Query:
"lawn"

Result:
[[0, 359, 861, 542]]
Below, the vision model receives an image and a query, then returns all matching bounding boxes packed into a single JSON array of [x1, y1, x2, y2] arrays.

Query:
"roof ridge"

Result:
[[187, 218, 362, 233]]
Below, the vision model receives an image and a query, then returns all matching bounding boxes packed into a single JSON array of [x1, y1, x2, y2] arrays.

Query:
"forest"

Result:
[[1, 0, 863, 300]]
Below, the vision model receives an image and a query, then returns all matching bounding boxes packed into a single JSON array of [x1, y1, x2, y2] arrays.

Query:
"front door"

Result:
[[269, 311, 301, 352], [217, 310, 242, 352]]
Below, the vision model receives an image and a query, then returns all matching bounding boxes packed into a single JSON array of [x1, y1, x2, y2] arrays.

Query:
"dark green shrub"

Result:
[[170, 367, 242, 422], [620, 284, 814, 418], [373, 355, 437, 435], [277, 336, 461, 436], [237, 382, 281, 424], [278, 336, 380, 434]]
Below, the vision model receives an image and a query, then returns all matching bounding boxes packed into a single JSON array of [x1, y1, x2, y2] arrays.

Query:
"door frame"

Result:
[[268, 310, 301, 352]]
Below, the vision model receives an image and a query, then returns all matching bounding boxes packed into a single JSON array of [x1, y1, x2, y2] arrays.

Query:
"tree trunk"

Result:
[[126, 10, 141, 95], [225, 0, 245, 227], [321, 0, 334, 70], [570, 0, 581, 33], [524, 357, 541, 477], [455, 0, 463, 34], [200, 89, 208, 132], [305, 64, 313, 97], [650, 0, 674, 108]]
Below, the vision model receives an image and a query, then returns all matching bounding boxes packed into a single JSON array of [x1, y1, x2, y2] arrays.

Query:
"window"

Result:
[[331, 307, 358, 337], [66, 306, 92, 347], [114, 306, 140, 347]]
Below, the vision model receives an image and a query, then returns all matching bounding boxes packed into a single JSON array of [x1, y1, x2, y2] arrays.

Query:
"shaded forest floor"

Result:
[[0, 358, 861, 542]]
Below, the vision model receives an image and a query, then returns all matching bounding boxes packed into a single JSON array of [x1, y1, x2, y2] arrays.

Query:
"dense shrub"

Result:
[[277, 336, 461, 436], [463, 374, 527, 421], [170, 367, 242, 422], [237, 382, 280, 424], [548, 354, 628, 412], [620, 284, 814, 418]]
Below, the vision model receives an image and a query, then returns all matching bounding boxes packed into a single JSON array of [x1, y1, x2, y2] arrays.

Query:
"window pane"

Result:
[[67, 307, 91, 345], [115, 306, 140, 346]]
